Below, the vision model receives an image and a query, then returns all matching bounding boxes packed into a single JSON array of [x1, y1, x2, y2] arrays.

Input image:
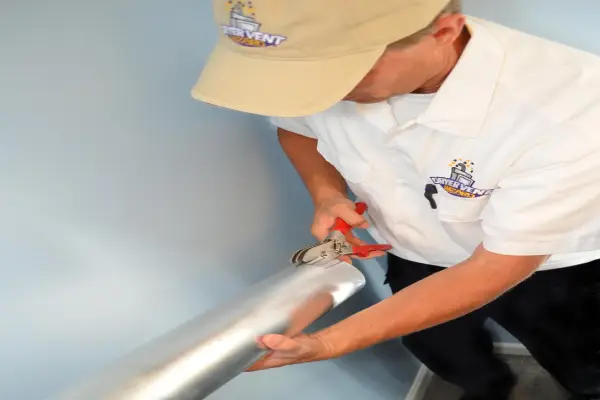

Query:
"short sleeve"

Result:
[[482, 127, 600, 256], [269, 116, 317, 138]]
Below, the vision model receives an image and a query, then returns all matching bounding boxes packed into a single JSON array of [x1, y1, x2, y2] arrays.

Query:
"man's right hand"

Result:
[[276, 128, 385, 260], [312, 197, 387, 261]]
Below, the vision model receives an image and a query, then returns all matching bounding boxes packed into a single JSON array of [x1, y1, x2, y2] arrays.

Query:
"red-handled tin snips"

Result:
[[290, 202, 393, 266]]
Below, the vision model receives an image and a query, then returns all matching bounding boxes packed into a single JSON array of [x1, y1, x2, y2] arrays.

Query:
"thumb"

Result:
[[311, 213, 336, 241], [337, 206, 369, 230]]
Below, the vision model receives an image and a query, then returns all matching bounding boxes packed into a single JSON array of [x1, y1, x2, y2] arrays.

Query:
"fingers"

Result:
[[259, 334, 300, 351], [344, 234, 366, 246], [248, 333, 332, 372], [311, 201, 369, 241], [310, 199, 389, 262], [338, 248, 386, 262], [355, 250, 387, 259], [339, 255, 353, 264], [345, 250, 386, 260], [249, 335, 305, 371], [344, 235, 387, 259]]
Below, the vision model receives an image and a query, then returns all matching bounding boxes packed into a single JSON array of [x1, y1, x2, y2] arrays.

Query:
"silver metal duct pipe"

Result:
[[55, 260, 365, 400]]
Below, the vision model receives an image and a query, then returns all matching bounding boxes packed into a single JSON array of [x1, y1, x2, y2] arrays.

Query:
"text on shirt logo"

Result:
[[430, 159, 495, 199], [222, 1, 287, 48]]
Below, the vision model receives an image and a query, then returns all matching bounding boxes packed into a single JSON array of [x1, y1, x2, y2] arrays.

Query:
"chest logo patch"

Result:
[[222, 1, 288, 48], [430, 159, 495, 199]]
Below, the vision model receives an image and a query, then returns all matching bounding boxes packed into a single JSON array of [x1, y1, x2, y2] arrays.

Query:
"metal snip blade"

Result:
[[290, 247, 312, 266], [290, 242, 332, 266]]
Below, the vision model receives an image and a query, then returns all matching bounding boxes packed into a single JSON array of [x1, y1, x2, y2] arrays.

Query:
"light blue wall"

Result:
[[3, 1, 599, 399], [465, 0, 600, 55], [0, 1, 417, 399]]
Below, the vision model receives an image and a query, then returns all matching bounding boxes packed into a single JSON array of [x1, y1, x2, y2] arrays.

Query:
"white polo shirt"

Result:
[[270, 17, 600, 270]]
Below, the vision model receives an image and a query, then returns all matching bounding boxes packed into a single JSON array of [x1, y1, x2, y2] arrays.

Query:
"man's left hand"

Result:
[[247, 333, 332, 371]]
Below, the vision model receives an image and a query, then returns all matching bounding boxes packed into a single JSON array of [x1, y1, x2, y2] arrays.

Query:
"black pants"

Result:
[[386, 254, 600, 399]]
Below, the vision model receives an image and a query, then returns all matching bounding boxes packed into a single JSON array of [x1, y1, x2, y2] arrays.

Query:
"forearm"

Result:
[[278, 128, 347, 204], [318, 247, 545, 358]]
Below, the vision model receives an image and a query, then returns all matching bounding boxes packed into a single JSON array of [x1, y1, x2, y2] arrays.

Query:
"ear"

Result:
[[432, 13, 466, 45]]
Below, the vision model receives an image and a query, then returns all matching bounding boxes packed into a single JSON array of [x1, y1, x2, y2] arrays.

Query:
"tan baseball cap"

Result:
[[192, 0, 451, 117]]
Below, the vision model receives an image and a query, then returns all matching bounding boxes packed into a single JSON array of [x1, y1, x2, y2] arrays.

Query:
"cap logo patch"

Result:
[[222, 1, 287, 48]]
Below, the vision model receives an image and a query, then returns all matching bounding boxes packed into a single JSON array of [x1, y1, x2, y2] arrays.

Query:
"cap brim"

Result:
[[191, 43, 385, 118]]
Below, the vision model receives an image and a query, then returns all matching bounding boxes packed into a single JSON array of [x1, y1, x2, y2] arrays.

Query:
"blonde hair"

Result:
[[389, 0, 463, 48]]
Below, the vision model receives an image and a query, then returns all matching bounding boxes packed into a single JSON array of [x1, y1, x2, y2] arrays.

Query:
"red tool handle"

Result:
[[331, 202, 368, 235], [330, 202, 393, 257]]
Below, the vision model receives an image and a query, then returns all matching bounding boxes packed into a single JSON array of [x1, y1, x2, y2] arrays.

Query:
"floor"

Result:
[[421, 354, 570, 400]]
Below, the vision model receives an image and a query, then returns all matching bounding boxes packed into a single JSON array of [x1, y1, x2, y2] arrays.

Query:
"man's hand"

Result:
[[314, 246, 547, 359], [249, 247, 547, 372], [246, 333, 332, 371], [277, 128, 383, 260], [312, 197, 387, 261]]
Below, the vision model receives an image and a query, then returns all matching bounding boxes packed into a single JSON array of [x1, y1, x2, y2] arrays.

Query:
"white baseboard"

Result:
[[493, 342, 530, 356], [404, 342, 529, 400], [404, 363, 434, 400]]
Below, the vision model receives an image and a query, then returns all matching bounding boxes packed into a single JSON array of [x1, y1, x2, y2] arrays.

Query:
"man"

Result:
[[193, 1, 600, 399]]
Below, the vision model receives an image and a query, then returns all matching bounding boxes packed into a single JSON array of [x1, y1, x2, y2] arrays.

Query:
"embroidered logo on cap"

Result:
[[222, 1, 287, 48], [430, 159, 495, 198]]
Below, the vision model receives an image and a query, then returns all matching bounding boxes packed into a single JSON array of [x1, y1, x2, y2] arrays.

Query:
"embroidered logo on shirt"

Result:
[[430, 159, 494, 199], [222, 1, 287, 48]]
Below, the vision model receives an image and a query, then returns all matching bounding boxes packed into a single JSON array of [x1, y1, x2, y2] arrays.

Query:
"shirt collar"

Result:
[[354, 17, 505, 138], [416, 17, 506, 137]]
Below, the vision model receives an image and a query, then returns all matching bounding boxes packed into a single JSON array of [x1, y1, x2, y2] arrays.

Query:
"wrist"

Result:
[[307, 331, 337, 361], [312, 186, 348, 207], [309, 328, 349, 360]]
